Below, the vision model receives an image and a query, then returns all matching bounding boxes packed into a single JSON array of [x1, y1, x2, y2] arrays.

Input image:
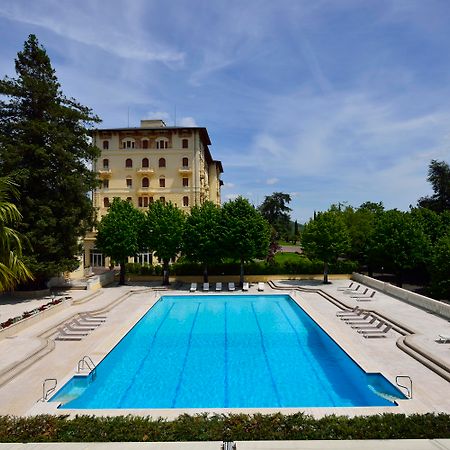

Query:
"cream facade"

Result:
[[83, 119, 223, 268]]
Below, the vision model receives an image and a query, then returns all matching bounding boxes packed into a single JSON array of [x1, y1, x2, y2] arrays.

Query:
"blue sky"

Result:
[[1, 0, 449, 222]]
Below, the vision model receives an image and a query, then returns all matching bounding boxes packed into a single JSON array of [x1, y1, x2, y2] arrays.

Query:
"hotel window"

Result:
[[142, 139, 149, 149], [149, 196, 154, 203], [142, 157, 149, 168], [182, 157, 188, 167], [142, 177, 149, 188], [103, 140, 109, 150], [183, 196, 189, 207], [159, 177, 165, 188], [156, 139, 168, 149], [138, 197, 143, 207], [182, 177, 189, 187], [103, 197, 110, 207], [182, 139, 189, 149], [159, 157, 166, 168], [143, 197, 148, 207], [126, 177, 132, 188], [102, 158, 109, 169], [123, 139, 135, 149], [160, 196, 165, 204], [126, 197, 132, 202], [125, 158, 133, 168], [102, 179, 109, 189]]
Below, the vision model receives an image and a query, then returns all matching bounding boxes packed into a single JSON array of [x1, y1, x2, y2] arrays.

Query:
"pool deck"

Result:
[[0, 279, 450, 418]]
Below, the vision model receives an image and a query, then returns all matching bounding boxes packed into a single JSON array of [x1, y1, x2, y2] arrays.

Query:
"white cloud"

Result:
[[179, 116, 198, 127], [223, 182, 235, 188], [146, 111, 172, 123], [266, 177, 279, 185]]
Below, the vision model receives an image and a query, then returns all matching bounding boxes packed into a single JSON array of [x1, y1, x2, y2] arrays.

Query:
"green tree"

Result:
[[258, 192, 292, 239], [0, 177, 33, 290], [144, 200, 185, 285], [95, 198, 145, 285], [301, 210, 351, 283], [0, 35, 100, 287], [183, 201, 222, 283], [221, 197, 270, 286], [367, 210, 430, 287], [430, 234, 450, 299], [417, 160, 450, 213]]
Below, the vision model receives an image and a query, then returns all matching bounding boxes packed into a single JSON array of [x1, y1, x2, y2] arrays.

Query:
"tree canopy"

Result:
[[222, 197, 270, 285], [0, 34, 100, 287], [144, 200, 185, 285], [258, 192, 292, 239], [417, 160, 450, 213], [95, 198, 145, 285], [301, 210, 350, 283], [182, 201, 222, 282]]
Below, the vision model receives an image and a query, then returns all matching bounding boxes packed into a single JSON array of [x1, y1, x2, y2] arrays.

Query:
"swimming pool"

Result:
[[51, 294, 405, 409]]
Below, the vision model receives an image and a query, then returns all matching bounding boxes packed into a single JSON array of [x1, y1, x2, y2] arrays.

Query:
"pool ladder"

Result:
[[222, 443, 236, 450], [41, 378, 57, 401], [77, 355, 97, 380], [396, 375, 413, 399]]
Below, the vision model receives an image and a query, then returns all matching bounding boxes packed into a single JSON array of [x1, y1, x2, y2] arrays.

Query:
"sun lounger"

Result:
[[216, 282, 222, 291], [257, 282, 264, 291], [65, 323, 91, 334], [190, 282, 197, 292], [203, 282, 209, 291], [228, 282, 235, 291], [350, 288, 368, 297], [72, 318, 99, 329], [337, 282, 354, 291], [356, 291, 376, 301], [80, 312, 106, 322], [349, 317, 378, 328], [358, 323, 391, 335], [341, 312, 371, 322], [336, 306, 361, 316], [436, 334, 450, 343], [242, 282, 249, 291], [55, 327, 84, 341], [344, 285, 361, 294]]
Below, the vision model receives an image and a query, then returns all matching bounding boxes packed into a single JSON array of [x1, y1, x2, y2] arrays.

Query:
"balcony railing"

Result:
[[178, 166, 192, 174], [98, 169, 112, 178], [137, 167, 155, 174]]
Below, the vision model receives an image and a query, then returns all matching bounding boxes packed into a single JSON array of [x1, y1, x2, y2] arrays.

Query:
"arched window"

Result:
[[182, 157, 188, 167], [156, 139, 168, 149], [142, 177, 149, 188], [126, 177, 132, 188], [182, 139, 188, 149], [160, 196, 165, 204], [102, 158, 109, 169], [159, 157, 166, 168], [102, 179, 109, 189], [126, 197, 132, 202], [183, 196, 189, 207], [103, 140, 109, 150], [182, 177, 189, 187], [159, 177, 165, 188], [142, 139, 149, 149], [122, 139, 135, 149], [142, 158, 149, 168], [103, 197, 110, 207], [125, 158, 133, 168]]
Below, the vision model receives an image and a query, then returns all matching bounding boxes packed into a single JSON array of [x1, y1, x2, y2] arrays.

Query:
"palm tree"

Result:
[[0, 177, 33, 290]]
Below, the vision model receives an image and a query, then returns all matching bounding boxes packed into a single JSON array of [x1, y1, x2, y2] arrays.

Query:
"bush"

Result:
[[0, 413, 449, 442]]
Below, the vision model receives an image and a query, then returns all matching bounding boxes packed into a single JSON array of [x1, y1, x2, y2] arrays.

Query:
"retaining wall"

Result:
[[352, 272, 450, 320]]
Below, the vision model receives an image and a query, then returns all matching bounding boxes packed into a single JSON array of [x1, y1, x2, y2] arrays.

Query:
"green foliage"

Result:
[[258, 192, 292, 239], [367, 209, 430, 285], [417, 159, 450, 213], [95, 198, 145, 284], [301, 210, 351, 283], [0, 34, 101, 287], [1, 413, 450, 442], [430, 234, 450, 299], [144, 200, 185, 285], [182, 201, 222, 281], [221, 197, 271, 284]]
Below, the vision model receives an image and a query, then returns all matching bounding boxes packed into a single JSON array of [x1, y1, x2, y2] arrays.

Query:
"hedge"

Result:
[[0, 413, 449, 442], [125, 258, 358, 277]]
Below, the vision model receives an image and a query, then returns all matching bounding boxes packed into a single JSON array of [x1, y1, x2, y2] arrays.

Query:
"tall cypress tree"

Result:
[[0, 35, 101, 287]]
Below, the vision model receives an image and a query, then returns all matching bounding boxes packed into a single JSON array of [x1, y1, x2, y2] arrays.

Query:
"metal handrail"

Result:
[[77, 355, 97, 379], [42, 378, 57, 401], [396, 375, 413, 399]]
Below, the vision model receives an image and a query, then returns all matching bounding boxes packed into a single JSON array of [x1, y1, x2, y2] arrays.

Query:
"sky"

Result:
[[1, 0, 449, 223]]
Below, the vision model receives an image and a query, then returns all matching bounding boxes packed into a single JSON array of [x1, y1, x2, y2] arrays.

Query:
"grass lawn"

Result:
[[274, 252, 304, 264]]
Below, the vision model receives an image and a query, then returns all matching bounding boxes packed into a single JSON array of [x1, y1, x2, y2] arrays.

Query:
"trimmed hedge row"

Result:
[[125, 259, 358, 277], [0, 413, 449, 442]]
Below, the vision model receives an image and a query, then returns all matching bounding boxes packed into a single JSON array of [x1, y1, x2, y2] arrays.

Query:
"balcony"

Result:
[[98, 169, 112, 178], [137, 167, 155, 175], [178, 166, 192, 175]]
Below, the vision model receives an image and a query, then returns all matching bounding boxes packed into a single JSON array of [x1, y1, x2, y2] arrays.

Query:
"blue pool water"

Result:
[[52, 295, 405, 409]]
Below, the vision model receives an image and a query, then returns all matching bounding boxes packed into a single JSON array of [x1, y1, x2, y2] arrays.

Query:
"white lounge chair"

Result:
[[203, 282, 209, 291], [356, 291, 376, 301], [216, 282, 222, 291], [337, 282, 354, 291], [336, 306, 361, 317], [80, 312, 106, 322], [436, 334, 450, 343], [358, 323, 392, 335], [55, 327, 84, 341], [228, 282, 235, 291], [257, 282, 264, 291], [242, 282, 249, 291], [72, 318, 99, 329], [190, 282, 197, 292]]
